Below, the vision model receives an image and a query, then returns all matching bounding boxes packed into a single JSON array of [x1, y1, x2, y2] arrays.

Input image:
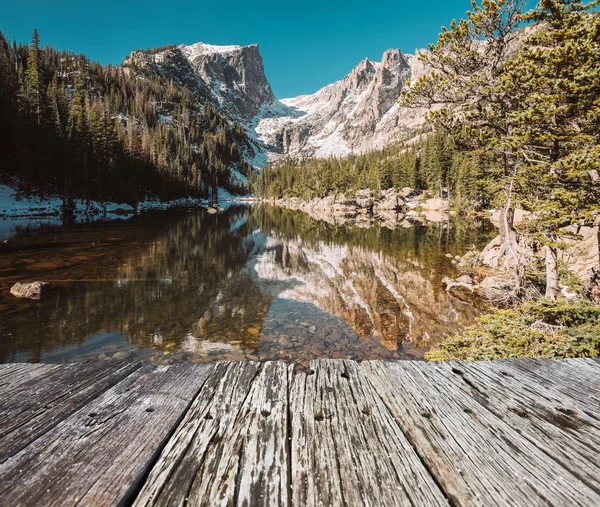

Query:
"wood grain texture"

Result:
[[0, 363, 213, 507], [0, 359, 598, 507], [428, 360, 600, 495], [361, 360, 600, 506], [0, 363, 59, 389], [289, 360, 447, 507], [0, 360, 141, 462], [134, 361, 289, 507], [499, 358, 600, 417]]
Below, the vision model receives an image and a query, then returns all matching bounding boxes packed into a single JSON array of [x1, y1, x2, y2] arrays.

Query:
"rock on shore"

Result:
[[268, 188, 451, 228]]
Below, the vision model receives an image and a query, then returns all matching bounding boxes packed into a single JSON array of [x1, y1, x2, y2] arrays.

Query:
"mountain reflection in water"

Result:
[[0, 205, 494, 364]]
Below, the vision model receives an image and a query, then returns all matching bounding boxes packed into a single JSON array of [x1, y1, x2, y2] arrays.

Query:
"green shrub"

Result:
[[426, 299, 600, 361]]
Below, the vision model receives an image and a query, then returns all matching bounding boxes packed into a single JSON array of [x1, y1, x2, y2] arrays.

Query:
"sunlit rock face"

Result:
[[180, 42, 276, 122], [125, 42, 276, 124], [256, 49, 429, 159]]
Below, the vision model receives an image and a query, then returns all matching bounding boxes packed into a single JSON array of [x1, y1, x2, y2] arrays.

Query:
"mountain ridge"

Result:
[[125, 42, 430, 165]]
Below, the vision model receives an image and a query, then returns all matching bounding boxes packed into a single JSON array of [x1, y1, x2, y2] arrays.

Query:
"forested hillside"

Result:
[[0, 30, 253, 211], [252, 132, 495, 213]]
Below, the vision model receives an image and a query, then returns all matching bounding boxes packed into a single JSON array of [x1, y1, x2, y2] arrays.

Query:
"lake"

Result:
[[0, 205, 494, 364]]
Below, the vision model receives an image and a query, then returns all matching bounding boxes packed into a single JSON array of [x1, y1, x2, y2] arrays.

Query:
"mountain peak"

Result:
[[381, 48, 403, 67], [176, 41, 274, 123], [355, 57, 376, 71], [180, 42, 258, 59], [254, 46, 421, 160]]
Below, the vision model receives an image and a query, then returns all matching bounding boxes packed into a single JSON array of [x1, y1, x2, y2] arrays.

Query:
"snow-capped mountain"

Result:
[[125, 42, 276, 123], [125, 42, 430, 165], [256, 49, 430, 159]]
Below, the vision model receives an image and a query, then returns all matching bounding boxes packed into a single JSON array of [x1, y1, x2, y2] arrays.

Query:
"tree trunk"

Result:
[[499, 206, 524, 292], [545, 245, 559, 300]]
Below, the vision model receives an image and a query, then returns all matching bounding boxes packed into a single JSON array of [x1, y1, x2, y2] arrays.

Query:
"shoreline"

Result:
[[0, 184, 253, 219], [0, 184, 254, 241], [260, 188, 454, 227]]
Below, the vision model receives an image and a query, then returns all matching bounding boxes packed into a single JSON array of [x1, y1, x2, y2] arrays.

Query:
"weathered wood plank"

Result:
[[361, 360, 600, 506], [456, 359, 600, 418], [289, 360, 447, 507], [0, 360, 141, 462], [0, 363, 60, 391], [0, 364, 213, 507], [427, 360, 600, 495], [134, 361, 289, 507], [224, 361, 289, 506], [498, 358, 600, 416], [0, 359, 598, 507]]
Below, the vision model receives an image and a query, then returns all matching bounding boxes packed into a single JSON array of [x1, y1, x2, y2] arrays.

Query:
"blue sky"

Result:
[[1, 0, 472, 97]]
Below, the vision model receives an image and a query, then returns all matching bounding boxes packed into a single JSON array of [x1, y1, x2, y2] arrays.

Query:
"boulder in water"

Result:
[[10, 281, 53, 300]]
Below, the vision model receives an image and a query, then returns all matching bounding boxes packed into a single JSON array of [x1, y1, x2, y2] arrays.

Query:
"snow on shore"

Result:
[[0, 185, 136, 219], [0, 185, 252, 241]]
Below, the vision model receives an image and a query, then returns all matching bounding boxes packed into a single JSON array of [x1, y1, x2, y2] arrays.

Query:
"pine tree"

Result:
[[24, 29, 44, 125], [0, 32, 19, 173], [400, 0, 531, 293], [66, 75, 89, 205], [506, 0, 600, 299]]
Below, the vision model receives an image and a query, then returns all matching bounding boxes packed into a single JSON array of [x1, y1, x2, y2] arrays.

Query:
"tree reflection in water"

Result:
[[0, 205, 494, 364]]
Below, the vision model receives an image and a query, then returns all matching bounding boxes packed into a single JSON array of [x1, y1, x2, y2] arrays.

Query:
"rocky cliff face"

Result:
[[125, 42, 276, 124], [255, 48, 428, 159], [180, 43, 276, 122], [125, 42, 431, 165]]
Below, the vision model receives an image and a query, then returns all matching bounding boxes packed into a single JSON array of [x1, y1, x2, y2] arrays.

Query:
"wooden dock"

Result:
[[0, 358, 599, 506]]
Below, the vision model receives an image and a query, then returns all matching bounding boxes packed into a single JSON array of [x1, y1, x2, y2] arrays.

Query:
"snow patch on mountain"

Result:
[[181, 42, 244, 58]]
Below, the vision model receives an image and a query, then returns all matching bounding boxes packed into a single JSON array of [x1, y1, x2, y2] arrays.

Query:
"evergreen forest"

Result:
[[251, 132, 494, 214], [0, 30, 253, 212]]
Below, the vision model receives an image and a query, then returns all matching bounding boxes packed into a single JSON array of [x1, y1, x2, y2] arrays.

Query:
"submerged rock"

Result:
[[10, 281, 53, 300]]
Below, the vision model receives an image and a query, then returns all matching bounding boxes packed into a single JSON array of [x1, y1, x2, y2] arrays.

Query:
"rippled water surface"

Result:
[[0, 205, 494, 364]]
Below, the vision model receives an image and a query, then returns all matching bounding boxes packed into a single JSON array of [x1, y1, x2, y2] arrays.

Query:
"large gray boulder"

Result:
[[422, 198, 449, 212], [10, 281, 53, 300], [375, 188, 403, 211], [355, 189, 374, 209]]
